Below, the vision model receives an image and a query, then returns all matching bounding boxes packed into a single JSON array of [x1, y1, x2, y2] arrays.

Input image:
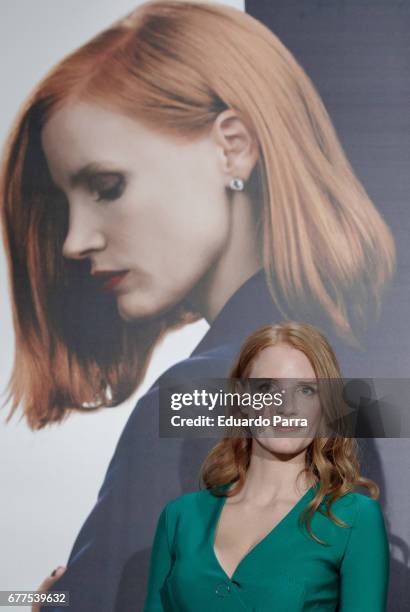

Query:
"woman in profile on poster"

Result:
[[145, 321, 390, 611], [0, 1, 394, 610]]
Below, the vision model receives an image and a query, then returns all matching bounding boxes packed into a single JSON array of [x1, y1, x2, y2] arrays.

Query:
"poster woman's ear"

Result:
[[211, 108, 259, 185]]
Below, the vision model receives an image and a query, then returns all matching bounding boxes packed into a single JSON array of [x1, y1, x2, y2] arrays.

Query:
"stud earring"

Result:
[[229, 177, 244, 191]]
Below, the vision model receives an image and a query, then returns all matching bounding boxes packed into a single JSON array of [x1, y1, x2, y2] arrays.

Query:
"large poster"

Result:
[[0, 1, 408, 610]]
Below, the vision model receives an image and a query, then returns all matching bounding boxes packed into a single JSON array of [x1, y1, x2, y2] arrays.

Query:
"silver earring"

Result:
[[229, 177, 244, 191]]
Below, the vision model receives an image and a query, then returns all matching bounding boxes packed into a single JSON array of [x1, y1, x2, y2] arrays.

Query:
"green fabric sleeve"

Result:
[[338, 496, 390, 611], [143, 505, 172, 611]]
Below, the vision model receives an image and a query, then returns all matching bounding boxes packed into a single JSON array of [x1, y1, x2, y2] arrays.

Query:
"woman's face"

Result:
[[246, 342, 323, 457], [41, 100, 233, 321]]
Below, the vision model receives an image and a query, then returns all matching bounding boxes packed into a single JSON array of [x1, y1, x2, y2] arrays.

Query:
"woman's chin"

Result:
[[116, 290, 172, 322], [256, 436, 310, 456], [116, 291, 152, 321]]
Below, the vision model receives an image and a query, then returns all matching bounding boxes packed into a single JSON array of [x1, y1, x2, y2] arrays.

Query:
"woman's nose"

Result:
[[62, 208, 106, 260], [276, 390, 296, 417]]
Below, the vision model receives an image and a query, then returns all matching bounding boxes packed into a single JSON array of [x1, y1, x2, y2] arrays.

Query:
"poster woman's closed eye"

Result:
[[144, 322, 390, 611], [0, 1, 395, 609]]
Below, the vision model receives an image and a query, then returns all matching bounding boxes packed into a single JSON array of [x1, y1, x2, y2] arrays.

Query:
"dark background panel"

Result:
[[245, 0, 409, 237]]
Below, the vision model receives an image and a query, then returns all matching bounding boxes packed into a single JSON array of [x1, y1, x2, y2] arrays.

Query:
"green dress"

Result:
[[143, 483, 390, 611]]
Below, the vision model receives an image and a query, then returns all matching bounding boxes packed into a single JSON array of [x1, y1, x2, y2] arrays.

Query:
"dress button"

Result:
[[215, 582, 231, 597]]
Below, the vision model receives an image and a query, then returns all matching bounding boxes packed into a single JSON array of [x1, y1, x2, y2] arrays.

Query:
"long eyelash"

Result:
[[89, 174, 125, 202], [94, 187, 120, 202]]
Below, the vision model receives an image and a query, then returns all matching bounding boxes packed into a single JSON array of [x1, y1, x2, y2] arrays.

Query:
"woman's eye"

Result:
[[256, 383, 269, 393], [298, 385, 316, 397], [256, 381, 279, 394], [89, 173, 125, 202]]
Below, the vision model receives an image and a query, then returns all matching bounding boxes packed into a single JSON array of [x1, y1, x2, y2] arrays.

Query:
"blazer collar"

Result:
[[190, 268, 280, 357]]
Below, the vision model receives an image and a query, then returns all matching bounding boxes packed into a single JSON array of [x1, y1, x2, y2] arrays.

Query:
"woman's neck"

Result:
[[235, 439, 314, 506], [185, 191, 263, 324]]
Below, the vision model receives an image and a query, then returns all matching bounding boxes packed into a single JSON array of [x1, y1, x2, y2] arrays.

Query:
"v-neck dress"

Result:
[[143, 483, 389, 611]]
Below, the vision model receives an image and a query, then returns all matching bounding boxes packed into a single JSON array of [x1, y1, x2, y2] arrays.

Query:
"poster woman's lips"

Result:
[[92, 270, 130, 291]]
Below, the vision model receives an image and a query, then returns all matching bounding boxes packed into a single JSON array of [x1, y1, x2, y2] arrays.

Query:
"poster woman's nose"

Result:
[[62, 210, 106, 260]]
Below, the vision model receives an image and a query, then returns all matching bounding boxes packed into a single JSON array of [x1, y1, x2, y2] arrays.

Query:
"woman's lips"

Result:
[[255, 424, 307, 434], [93, 270, 130, 291], [274, 427, 304, 432]]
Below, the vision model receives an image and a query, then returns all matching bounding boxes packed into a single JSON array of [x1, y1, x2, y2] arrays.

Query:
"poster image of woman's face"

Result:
[[41, 100, 260, 322], [1, 0, 396, 425], [246, 343, 323, 456]]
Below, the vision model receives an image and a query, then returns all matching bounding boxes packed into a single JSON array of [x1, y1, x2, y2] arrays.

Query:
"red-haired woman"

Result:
[[145, 322, 390, 611]]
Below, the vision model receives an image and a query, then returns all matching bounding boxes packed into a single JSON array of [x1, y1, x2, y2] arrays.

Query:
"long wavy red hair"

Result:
[[200, 321, 380, 544], [0, 1, 395, 428]]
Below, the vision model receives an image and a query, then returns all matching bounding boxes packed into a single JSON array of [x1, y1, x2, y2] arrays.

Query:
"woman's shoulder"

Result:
[[331, 489, 382, 507], [325, 489, 385, 527], [165, 487, 222, 511], [161, 486, 223, 524]]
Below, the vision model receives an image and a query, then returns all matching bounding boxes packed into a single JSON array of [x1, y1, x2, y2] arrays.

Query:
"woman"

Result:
[[144, 322, 390, 611], [0, 1, 393, 609]]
